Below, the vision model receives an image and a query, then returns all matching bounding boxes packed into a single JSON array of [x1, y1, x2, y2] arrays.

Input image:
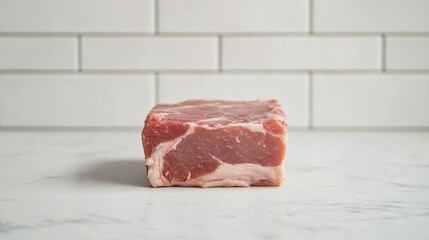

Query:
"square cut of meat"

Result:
[[141, 99, 287, 187]]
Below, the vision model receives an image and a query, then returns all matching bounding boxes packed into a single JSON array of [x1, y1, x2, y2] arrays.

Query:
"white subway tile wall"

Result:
[[386, 37, 429, 70], [223, 37, 381, 70], [0, 37, 77, 70], [0, 0, 154, 32], [82, 37, 218, 70], [0, 0, 428, 129], [159, 0, 308, 33], [314, 0, 429, 32], [313, 74, 429, 127], [0, 75, 154, 126]]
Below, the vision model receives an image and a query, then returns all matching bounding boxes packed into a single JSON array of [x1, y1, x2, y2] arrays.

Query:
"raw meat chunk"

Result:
[[141, 99, 287, 187]]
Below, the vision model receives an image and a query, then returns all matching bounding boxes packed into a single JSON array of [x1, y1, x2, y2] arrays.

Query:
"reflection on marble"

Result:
[[0, 131, 428, 240]]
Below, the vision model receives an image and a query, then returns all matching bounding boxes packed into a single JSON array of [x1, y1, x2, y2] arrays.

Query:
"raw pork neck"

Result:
[[142, 100, 287, 187]]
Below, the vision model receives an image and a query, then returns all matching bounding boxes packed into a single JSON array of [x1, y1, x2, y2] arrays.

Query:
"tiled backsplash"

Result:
[[0, 0, 428, 129]]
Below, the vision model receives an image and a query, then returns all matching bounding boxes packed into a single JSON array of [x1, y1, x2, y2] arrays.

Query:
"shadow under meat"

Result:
[[77, 159, 150, 187]]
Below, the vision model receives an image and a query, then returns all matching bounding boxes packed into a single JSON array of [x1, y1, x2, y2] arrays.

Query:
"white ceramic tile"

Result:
[[0, 75, 154, 127], [314, 0, 429, 32], [82, 37, 217, 70], [0, 0, 153, 32], [313, 74, 429, 127], [0, 37, 77, 70], [159, 0, 307, 33], [159, 74, 308, 127], [387, 37, 429, 70], [223, 37, 381, 70]]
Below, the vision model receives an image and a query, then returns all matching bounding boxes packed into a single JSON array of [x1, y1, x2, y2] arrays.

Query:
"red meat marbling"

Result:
[[142, 100, 287, 187]]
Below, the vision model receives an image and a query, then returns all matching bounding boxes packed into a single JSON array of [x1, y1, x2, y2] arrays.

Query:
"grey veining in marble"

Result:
[[0, 131, 428, 240]]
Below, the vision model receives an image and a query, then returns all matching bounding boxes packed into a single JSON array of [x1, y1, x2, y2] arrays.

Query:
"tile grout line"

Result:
[[0, 126, 144, 132], [308, 72, 314, 129], [307, 127, 429, 132], [218, 35, 223, 72], [3, 32, 429, 37], [309, 0, 313, 34], [2, 69, 429, 75], [1, 126, 428, 132], [153, 0, 159, 105], [154, 0, 159, 35], [382, 34, 386, 72], [155, 72, 160, 104], [77, 34, 82, 72]]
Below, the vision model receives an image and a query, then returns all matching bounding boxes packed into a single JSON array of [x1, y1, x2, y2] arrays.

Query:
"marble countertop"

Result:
[[0, 131, 428, 240]]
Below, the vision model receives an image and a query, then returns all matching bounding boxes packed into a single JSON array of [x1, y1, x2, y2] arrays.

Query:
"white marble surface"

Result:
[[0, 131, 428, 240]]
